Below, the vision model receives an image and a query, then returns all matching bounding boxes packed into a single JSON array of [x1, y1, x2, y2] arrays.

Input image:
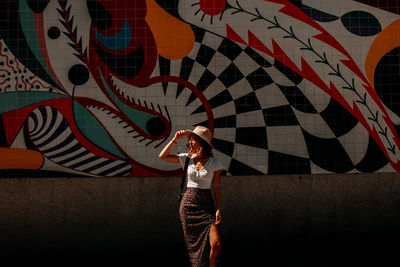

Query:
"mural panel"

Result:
[[0, 0, 399, 176]]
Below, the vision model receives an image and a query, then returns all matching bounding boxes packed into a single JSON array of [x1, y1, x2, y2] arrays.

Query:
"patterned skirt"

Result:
[[179, 188, 216, 267]]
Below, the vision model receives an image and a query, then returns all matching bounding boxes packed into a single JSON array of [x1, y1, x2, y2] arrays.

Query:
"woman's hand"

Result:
[[215, 209, 222, 225], [159, 130, 187, 163], [173, 130, 186, 143]]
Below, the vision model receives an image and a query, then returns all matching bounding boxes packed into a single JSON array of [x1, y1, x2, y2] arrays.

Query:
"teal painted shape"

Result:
[[0, 91, 68, 114], [94, 20, 132, 50], [73, 100, 125, 159], [99, 69, 156, 135], [19, 0, 58, 86]]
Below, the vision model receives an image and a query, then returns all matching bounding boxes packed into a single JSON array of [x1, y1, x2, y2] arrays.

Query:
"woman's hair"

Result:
[[188, 133, 213, 157], [198, 136, 213, 157]]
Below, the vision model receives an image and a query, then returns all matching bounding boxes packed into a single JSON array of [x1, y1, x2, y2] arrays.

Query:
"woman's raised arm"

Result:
[[158, 130, 186, 163]]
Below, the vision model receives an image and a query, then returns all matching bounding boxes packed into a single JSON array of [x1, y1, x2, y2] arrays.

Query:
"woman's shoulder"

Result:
[[177, 153, 190, 167], [210, 155, 225, 171]]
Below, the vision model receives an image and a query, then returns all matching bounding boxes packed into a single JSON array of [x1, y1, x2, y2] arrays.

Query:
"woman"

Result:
[[159, 126, 224, 267]]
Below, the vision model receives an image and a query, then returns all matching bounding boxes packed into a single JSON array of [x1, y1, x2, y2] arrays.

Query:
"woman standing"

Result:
[[159, 126, 224, 267]]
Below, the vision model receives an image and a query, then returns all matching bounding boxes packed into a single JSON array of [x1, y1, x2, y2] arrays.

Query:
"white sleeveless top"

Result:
[[178, 153, 224, 189]]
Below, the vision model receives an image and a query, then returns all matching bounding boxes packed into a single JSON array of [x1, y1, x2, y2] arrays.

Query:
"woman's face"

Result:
[[188, 134, 202, 153]]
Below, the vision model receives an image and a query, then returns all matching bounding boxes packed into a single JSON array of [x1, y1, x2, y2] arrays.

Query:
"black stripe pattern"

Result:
[[28, 106, 131, 176]]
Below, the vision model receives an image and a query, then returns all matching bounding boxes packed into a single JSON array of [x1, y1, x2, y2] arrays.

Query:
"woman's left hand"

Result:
[[215, 209, 222, 225]]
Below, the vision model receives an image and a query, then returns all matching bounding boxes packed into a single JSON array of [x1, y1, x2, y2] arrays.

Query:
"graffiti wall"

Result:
[[0, 0, 399, 177]]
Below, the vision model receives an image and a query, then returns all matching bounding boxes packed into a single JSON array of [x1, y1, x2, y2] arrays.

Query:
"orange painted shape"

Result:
[[0, 148, 43, 169], [365, 19, 400, 88], [145, 0, 195, 60]]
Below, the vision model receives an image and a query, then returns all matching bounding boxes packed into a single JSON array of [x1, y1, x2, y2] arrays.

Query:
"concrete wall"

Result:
[[1, 173, 399, 265]]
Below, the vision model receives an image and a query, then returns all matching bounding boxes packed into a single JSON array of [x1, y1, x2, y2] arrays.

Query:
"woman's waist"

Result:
[[186, 179, 212, 189], [186, 187, 212, 192], [185, 187, 213, 198]]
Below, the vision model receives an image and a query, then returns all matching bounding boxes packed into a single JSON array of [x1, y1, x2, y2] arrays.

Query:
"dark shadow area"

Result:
[[2, 228, 399, 266], [218, 231, 399, 266], [0, 173, 398, 266]]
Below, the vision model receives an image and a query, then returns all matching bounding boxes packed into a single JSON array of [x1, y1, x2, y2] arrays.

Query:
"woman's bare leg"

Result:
[[209, 224, 222, 267]]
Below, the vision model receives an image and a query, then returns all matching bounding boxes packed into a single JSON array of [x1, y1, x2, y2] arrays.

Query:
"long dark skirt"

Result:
[[179, 188, 216, 267]]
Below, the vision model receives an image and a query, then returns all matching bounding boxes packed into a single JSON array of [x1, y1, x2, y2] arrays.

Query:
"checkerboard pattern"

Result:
[[156, 25, 391, 174]]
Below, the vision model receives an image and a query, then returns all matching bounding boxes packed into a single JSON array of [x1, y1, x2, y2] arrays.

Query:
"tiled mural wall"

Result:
[[0, 0, 399, 176]]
